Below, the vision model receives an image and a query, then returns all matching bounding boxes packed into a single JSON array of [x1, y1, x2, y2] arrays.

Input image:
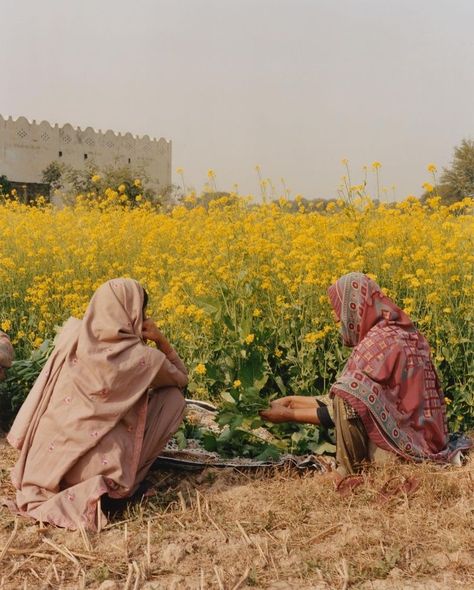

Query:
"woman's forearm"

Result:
[[273, 396, 318, 409], [291, 408, 320, 424], [260, 405, 320, 424], [156, 335, 173, 356], [289, 397, 318, 409]]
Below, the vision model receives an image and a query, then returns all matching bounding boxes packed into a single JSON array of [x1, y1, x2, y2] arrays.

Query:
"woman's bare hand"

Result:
[[142, 319, 174, 354], [270, 396, 293, 408], [259, 406, 294, 423], [142, 319, 164, 343], [271, 396, 318, 409]]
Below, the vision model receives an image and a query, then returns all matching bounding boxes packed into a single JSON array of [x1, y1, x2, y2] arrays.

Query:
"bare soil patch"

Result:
[[1, 436, 473, 589]]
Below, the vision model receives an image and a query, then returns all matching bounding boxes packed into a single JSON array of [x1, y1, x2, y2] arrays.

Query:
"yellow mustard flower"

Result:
[[195, 363, 206, 375]]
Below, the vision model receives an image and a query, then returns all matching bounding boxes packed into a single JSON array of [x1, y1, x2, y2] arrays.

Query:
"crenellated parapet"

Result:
[[0, 115, 171, 189]]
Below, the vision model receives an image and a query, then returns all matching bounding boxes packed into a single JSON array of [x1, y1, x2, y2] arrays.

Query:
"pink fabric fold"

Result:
[[6, 278, 168, 530]]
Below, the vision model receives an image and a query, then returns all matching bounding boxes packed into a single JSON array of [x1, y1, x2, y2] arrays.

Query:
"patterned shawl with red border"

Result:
[[328, 272, 471, 462]]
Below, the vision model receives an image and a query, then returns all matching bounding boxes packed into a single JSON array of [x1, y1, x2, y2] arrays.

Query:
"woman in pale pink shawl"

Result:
[[261, 272, 471, 483], [6, 278, 187, 530]]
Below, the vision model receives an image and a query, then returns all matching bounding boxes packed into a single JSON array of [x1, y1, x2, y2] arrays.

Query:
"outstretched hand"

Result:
[[259, 405, 294, 423], [270, 396, 318, 409], [260, 395, 320, 425], [270, 396, 294, 408]]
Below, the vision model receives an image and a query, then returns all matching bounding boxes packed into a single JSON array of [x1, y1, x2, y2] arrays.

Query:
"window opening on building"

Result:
[[84, 153, 88, 160], [58, 151, 63, 157]]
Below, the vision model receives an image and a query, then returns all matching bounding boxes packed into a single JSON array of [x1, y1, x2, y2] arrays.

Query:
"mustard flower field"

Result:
[[0, 194, 473, 430]]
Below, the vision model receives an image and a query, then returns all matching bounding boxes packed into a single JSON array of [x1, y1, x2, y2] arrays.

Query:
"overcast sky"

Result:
[[1, 0, 473, 199]]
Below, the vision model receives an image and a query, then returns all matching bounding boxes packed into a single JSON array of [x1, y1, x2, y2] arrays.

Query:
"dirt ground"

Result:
[[1, 436, 473, 589]]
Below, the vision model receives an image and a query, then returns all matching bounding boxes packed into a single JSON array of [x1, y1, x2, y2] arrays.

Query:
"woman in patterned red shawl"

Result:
[[261, 272, 471, 482]]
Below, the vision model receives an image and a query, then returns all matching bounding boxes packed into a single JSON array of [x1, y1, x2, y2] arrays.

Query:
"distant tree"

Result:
[[41, 161, 66, 191], [82, 164, 160, 205], [422, 139, 474, 204], [439, 139, 474, 203], [98, 165, 156, 202], [61, 161, 96, 194], [0, 174, 11, 195], [39, 160, 175, 208]]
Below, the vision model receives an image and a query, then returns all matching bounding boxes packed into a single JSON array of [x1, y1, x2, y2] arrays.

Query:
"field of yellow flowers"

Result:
[[0, 194, 473, 430]]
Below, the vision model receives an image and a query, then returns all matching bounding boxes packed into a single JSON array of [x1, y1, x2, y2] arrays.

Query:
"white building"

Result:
[[0, 115, 172, 196]]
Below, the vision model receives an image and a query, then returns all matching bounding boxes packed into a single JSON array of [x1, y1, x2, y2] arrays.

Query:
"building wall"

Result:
[[0, 115, 171, 190]]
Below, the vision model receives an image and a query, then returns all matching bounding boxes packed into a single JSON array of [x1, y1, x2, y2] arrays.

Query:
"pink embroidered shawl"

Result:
[[6, 278, 166, 530], [328, 272, 471, 462]]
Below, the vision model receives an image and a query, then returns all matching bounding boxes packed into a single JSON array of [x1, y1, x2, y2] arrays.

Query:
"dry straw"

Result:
[[1, 437, 473, 588]]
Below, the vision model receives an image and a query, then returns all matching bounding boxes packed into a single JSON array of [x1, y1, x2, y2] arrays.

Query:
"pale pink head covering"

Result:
[[70, 278, 162, 397]]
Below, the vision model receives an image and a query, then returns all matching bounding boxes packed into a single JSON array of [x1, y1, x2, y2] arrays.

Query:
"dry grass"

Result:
[[1, 436, 473, 590]]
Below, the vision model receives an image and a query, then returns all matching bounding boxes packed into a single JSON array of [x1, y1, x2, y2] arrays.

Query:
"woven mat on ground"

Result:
[[154, 400, 336, 472]]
